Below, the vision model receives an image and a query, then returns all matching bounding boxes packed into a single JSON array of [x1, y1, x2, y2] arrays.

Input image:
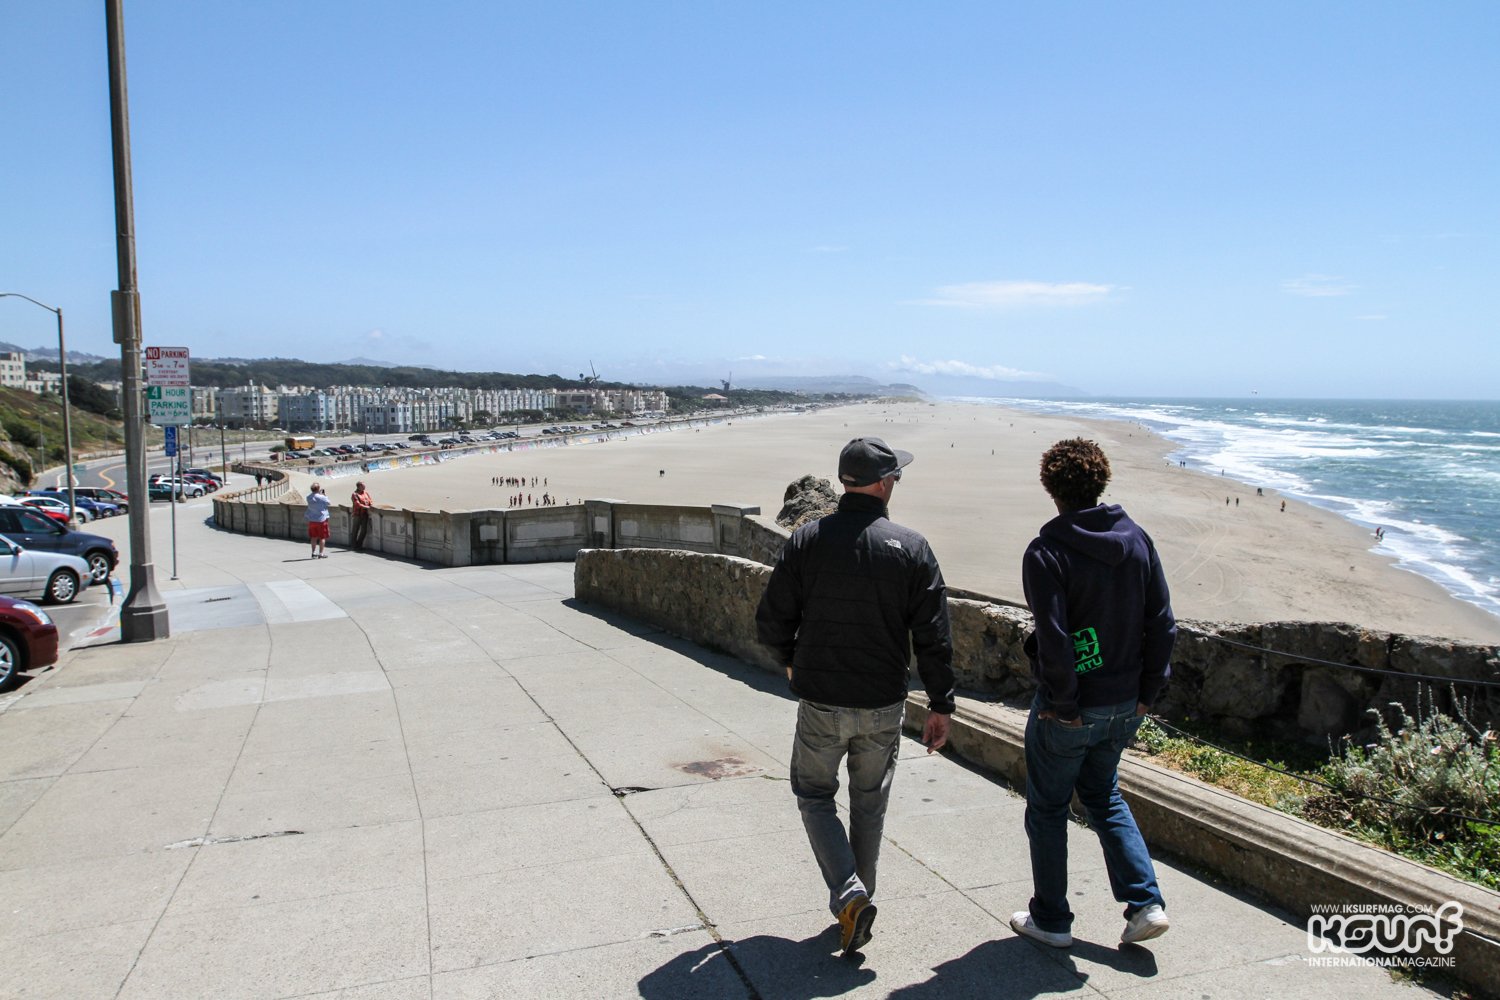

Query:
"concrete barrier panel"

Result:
[[507, 507, 588, 563]]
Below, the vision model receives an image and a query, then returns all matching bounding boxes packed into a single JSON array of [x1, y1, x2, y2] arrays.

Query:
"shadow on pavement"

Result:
[[885, 936, 1139, 999], [1037, 936, 1160, 984], [638, 928, 876, 1000]]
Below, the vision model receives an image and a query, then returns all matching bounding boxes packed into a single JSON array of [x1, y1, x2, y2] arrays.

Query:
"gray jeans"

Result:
[[790, 698, 905, 915]]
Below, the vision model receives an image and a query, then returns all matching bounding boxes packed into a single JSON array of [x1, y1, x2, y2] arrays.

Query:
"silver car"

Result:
[[0, 535, 92, 604]]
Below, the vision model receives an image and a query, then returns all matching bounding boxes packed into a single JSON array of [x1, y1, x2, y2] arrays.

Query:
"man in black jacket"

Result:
[[1010, 438, 1176, 951], [756, 437, 955, 957]]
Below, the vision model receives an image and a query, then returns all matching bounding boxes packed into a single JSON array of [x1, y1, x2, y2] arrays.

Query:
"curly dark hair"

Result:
[[1039, 438, 1110, 509]]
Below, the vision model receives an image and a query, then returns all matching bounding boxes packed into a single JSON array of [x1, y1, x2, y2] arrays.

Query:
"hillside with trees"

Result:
[[0, 382, 132, 490]]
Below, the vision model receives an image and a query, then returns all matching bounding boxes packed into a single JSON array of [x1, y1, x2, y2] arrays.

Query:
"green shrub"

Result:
[[0, 447, 32, 486], [1135, 716, 1171, 754], [3, 419, 39, 448], [1304, 687, 1499, 887]]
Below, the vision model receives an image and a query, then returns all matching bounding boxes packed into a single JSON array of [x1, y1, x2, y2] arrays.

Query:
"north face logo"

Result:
[[885, 539, 903, 549]]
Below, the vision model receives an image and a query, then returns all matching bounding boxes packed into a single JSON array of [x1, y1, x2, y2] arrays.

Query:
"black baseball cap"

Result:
[[838, 437, 914, 487]]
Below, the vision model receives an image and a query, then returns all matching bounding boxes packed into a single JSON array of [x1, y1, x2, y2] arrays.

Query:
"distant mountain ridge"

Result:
[[9, 345, 1080, 400], [734, 374, 926, 395], [2, 341, 114, 365]]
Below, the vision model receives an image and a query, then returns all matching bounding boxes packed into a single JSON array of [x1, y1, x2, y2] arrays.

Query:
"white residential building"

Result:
[[0, 352, 27, 390]]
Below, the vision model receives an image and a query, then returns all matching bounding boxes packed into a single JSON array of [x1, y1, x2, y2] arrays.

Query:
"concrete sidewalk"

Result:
[[0, 494, 1442, 998]]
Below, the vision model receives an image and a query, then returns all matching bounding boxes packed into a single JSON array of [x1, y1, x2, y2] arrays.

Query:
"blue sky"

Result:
[[2, 2, 1496, 398]]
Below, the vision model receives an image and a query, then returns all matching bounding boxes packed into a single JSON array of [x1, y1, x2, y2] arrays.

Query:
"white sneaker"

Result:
[[1121, 904, 1169, 944], [1010, 911, 1073, 948]]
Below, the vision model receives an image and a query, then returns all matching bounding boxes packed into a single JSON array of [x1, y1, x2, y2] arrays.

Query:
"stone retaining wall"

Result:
[[572, 548, 1499, 743]]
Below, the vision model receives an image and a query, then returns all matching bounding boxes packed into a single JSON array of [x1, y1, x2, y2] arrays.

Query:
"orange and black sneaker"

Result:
[[837, 894, 878, 955]]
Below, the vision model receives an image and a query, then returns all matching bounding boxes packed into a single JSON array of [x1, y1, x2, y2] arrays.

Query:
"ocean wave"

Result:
[[980, 395, 1500, 624]]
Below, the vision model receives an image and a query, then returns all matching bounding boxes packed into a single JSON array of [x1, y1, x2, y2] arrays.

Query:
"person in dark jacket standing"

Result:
[[756, 437, 955, 957], [1010, 438, 1176, 950]]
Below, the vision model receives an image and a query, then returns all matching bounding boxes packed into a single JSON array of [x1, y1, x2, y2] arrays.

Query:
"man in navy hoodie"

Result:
[[1010, 438, 1176, 949]]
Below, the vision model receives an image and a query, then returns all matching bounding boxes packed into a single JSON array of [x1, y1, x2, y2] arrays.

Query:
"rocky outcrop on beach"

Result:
[[775, 475, 838, 529]]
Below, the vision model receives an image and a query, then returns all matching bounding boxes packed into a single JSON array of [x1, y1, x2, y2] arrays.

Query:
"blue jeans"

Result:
[[1023, 695, 1163, 933], [790, 699, 904, 916]]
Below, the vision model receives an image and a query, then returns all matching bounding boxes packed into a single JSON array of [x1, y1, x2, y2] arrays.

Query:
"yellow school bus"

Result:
[[284, 435, 316, 451]]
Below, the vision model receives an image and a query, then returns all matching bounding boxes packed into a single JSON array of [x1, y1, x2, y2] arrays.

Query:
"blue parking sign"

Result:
[[164, 425, 178, 456]]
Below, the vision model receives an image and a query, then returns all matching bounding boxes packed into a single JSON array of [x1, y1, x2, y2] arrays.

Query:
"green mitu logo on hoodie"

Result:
[[1072, 627, 1104, 675]]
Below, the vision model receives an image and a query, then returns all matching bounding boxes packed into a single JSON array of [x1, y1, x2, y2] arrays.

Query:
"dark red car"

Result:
[[0, 594, 60, 690]]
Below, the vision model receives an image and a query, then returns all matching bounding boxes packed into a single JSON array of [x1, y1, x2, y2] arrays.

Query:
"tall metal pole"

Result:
[[0, 294, 74, 517], [56, 309, 77, 520], [107, 0, 168, 640]]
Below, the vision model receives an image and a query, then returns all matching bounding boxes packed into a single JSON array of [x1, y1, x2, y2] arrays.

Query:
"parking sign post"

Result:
[[147, 353, 190, 581]]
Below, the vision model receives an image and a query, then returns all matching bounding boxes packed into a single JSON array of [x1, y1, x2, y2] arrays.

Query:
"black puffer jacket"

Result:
[[756, 492, 956, 714]]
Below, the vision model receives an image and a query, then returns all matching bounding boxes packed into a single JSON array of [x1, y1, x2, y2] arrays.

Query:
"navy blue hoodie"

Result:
[[1021, 504, 1175, 720]]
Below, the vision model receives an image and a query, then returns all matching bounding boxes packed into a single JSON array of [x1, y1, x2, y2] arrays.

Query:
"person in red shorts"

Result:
[[305, 482, 332, 559]]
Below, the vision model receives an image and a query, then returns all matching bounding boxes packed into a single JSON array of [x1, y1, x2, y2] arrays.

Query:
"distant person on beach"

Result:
[[304, 482, 331, 559], [1010, 438, 1176, 951], [350, 481, 374, 551], [756, 436, 955, 957], [1281, 500, 1286, 513]]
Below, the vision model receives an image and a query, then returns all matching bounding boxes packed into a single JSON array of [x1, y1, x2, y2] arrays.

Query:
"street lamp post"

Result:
[[0, 293, 77, 520], [106, 0, 169, 640]]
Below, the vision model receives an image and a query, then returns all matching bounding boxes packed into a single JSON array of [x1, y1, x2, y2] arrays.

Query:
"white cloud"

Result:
[[735, 354, 769, 361], [1282, 274, 1356, 297], [891, 355, 1049, 381], [366, 328, 385, 340], [913, 280, 1115, 308]]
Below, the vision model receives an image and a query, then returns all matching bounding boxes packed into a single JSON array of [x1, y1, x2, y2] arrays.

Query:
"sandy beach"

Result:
[[318, 401, 1500, 644]]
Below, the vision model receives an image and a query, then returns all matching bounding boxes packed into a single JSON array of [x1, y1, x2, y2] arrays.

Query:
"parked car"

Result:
[[0, 594, 60, 691], [83, 496, 121, 518], [180, 474, 219, 492], [148, 479, 204, 501], [28, 491, 121, 520], [19, 497, 77, 524], [70, 487, 130, 513], [0, 507, 118, 583], [185, 468, 224, 485], [0, 536, 91, 604]]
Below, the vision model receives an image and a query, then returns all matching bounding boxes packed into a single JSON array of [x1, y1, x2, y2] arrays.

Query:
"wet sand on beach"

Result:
[[326, 401, 1500, 644]]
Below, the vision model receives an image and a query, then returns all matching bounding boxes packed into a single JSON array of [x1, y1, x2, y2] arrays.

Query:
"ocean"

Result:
[[976, 397, 1500, 626]]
